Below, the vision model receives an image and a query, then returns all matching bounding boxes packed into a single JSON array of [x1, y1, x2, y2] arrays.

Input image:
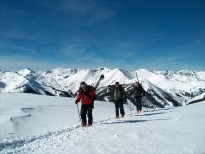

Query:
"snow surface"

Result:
[[0, 93, 205, 154]]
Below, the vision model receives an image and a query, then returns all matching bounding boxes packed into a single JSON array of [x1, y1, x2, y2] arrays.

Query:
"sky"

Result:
[[0, 0, 205, 71]]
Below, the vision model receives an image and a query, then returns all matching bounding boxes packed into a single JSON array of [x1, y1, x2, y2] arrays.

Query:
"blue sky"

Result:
[[0, 0, 205, 71]]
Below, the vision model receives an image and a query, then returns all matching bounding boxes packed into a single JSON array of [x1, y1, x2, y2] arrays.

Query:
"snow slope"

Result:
[[0, 93, 205, 154]]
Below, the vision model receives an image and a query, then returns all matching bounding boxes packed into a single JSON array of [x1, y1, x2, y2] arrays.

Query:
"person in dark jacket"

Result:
[[75, 81, 96, 127], [130, 82, 145, 114], [109, 82, 126, 118]]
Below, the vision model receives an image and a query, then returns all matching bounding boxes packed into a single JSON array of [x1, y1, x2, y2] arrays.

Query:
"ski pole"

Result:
[[129, 101, 132, 111], [136, 71, 139, 82], [125, 99, 131, 111], [76, 103, 81, 122], [94, 74, 104, 89]]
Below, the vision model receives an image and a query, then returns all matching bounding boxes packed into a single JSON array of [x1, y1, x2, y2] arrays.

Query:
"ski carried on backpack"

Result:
[[135, 71, 139, 82], [94, 74, 104, 90]]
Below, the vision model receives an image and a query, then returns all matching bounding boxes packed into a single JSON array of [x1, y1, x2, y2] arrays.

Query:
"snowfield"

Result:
[[0, 93, 205, 154]]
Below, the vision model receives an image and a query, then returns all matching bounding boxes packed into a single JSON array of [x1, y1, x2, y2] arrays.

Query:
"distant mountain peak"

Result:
[[18, 68, 36, 76], [0, 67, 204, 106], [98, 67, 110, 70]]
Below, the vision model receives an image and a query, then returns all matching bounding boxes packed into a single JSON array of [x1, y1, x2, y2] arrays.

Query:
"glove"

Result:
[[100, 74, 104, 79], [108, 85, 113, 88], [75, 100, 78, 104], [92, 103, 94, 109]]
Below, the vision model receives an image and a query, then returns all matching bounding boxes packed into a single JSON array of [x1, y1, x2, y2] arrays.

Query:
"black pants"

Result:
[[114, 99, 125, 117], [81, 104, 93, 125], [134, 97, 142, 110]]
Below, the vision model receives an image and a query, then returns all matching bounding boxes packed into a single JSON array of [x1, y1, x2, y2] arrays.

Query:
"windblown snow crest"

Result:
[[0, 68, 204, 107]]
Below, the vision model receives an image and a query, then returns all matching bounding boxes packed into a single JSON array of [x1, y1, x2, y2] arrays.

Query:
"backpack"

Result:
[[113, 85, 126, 100], [133, 84, 145, 97], [79, 85, 96, 101]]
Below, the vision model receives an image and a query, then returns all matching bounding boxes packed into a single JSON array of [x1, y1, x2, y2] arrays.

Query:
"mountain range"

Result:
[[0, 67, 205, 108]]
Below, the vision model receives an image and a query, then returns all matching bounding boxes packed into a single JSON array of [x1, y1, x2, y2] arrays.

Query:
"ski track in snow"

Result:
[[0, 114, 133, 154]]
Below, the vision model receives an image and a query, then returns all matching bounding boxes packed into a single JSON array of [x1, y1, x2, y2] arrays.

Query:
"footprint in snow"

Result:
[[114, 134, 119, 137]]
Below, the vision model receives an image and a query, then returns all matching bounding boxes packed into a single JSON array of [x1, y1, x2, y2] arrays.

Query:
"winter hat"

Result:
[[80, 81, 87, 88], [115, 82, 119, 85]]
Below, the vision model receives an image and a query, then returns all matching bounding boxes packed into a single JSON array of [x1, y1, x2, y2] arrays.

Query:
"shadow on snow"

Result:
[[102, 118, 172, 125]]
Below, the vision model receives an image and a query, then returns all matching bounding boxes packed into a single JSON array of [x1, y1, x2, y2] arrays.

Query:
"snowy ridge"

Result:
[[0, 68, 205, 107], [0, 93, 205, 154], [141, 80, 183, 107]]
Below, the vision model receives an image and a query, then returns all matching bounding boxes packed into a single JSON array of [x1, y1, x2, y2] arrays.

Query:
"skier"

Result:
[[75, 81, 96, 127], [129, 82, 145, 114], [108, 82, 126, 119]]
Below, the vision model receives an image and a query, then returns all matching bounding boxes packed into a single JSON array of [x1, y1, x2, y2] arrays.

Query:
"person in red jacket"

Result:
[[75, 81, 96, 127]]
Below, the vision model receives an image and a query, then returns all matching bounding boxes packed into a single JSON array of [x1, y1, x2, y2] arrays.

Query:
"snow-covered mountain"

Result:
[[0, 68, 205, 107]]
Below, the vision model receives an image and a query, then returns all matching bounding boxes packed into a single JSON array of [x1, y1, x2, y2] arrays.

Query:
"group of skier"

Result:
[[75, 79, 145, 127]]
